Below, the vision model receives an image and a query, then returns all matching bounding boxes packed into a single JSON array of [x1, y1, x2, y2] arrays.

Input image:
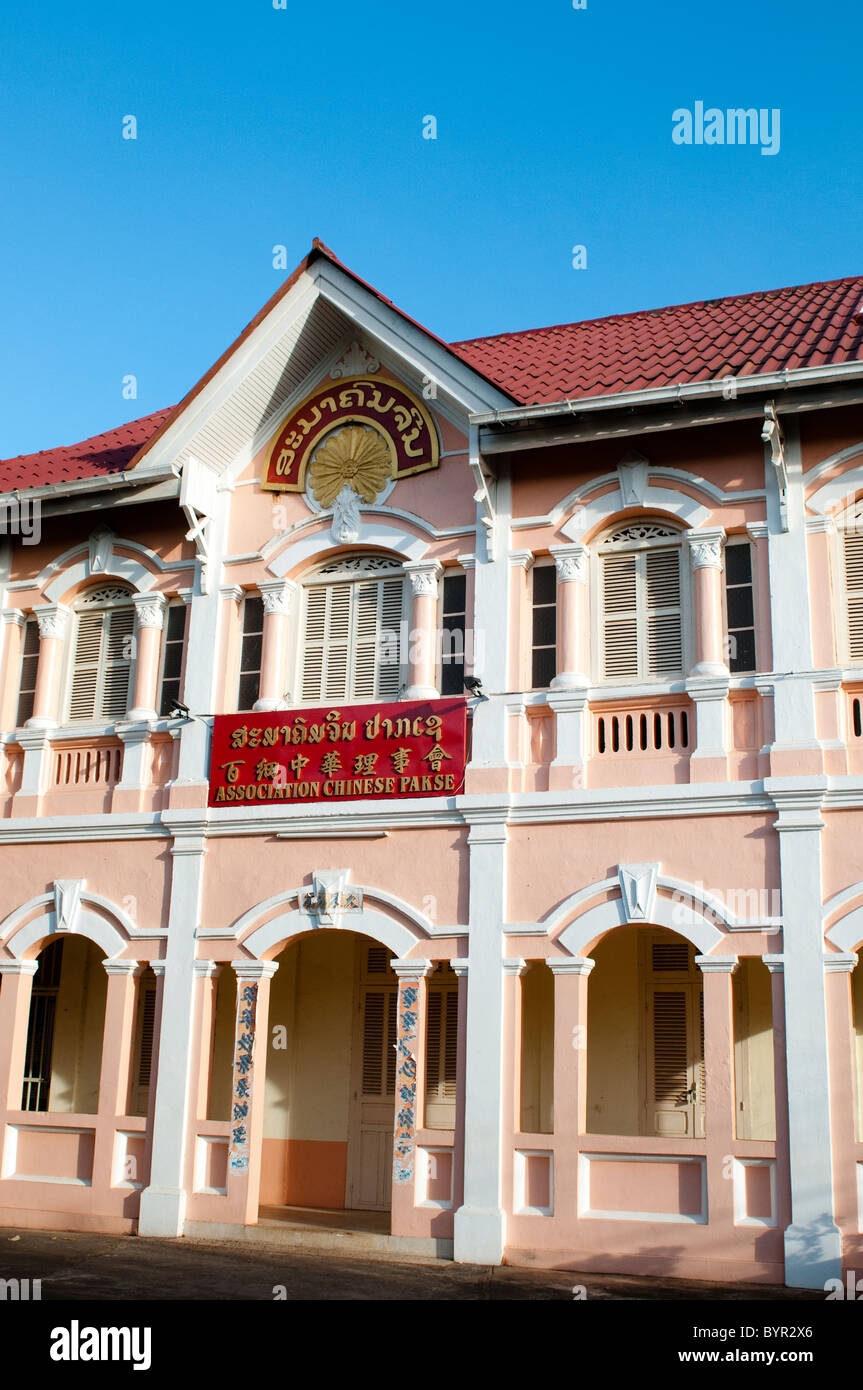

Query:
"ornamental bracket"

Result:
[[469, 427, 496, 549], [762, 402, 788, 532]]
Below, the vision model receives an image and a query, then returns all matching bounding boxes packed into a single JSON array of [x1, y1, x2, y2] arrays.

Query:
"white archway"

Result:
[[545, 872, 726, 958], [233, 884, 431, 961], [0, 887, 137, 960], [265, 521, 430, 578]]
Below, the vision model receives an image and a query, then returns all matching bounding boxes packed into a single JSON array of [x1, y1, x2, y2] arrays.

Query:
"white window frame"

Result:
[[721, 536, 758, 675], [62, 585, 137, 726], [591, 521, 690, 685], [289, 554, 408, 707], [436, 566, 468, 697], [157, 598, 190, 718]]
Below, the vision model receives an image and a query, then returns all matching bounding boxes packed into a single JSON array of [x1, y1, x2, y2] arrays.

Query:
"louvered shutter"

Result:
[[602, 554, 638, 678], [602, 545, 683, 679], [652, 991, 689, 1106], [101, 607, 135, 718], [361, 989, 397, 1097], [378, 577, 404, 699], [300, 573, 404, 701], [68, 606, 133, 721], [845, 532, 863, 661], [68, 613, 103, 720], [645, 548, 682, 674]]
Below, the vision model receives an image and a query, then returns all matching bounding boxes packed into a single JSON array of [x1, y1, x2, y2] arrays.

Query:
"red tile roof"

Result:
[[451, 274, 863, 405], [0, 408, 174, 492], [3, 261, 862, 492]]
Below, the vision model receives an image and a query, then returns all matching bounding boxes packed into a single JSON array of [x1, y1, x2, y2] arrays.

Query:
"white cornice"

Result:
[[474, 360, 863, 428]]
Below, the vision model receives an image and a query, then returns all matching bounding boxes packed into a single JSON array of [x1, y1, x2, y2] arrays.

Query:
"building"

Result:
[[0, 242, 862, 1290]]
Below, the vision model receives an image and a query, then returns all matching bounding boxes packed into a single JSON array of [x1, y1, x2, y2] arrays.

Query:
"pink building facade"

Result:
[[0, 244, 862, 1289]]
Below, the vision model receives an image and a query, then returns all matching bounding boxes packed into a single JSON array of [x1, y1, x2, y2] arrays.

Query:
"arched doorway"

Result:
[[257, 930, 400, 1221], [587, 925, 705, 1137]]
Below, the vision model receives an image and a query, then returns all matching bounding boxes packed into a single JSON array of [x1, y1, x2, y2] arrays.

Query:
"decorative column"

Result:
[[549, 958, 594, 1218], [390, 958, 433, 1233], [451, 957, 469, 1214], [547, 545, 590, 792], [192, 961, 222, 1121], [762, 955, 791, 1235], [686, 531, 730, 781], [501, 957, 527, 1219], [28, 604, 71, 727], [93, 961, 140, 1196], [687, 531, 727, 677], [225, 960, 278, 1225], [768, 783, 842, 1287], [255, 581, 295, 712], [454, 815, 508, 1265], [549, 544, 589, 688], [402, 561, 442, 700], [696, 955, 738, 1232], [0, 960, 39, 1116], [2, 610, 25, 728], [824, 953, 860, 1244], [128, 593, 168, 721]]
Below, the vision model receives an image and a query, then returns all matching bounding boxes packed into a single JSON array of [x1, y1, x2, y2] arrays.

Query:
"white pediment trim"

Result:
[[126, 256, 512, 486]]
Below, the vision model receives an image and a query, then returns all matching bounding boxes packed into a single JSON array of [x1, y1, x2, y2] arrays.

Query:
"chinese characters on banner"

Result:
[[208, 698, 467, 808]]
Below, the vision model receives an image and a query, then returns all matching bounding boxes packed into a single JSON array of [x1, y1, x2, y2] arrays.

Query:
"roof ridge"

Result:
[[452, 272, 863, 349]]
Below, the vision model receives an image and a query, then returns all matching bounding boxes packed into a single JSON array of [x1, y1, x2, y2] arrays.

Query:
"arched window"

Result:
[[296, 555, 406, 704], [65, 585, 135, 722], [597, 522, 685, 681]]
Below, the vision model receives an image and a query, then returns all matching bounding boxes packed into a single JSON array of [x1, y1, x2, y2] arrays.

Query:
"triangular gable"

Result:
[[126, 239, 515, 485]]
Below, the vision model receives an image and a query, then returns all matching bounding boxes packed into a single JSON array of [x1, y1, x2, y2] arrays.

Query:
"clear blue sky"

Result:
[[1, 0, 860, 457]]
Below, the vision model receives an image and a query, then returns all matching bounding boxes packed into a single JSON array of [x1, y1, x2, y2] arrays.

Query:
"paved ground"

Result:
[[0, 1227, 823, 1301]]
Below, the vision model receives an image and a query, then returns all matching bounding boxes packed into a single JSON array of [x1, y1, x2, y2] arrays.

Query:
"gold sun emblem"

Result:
[[308, 426, 392, 508]]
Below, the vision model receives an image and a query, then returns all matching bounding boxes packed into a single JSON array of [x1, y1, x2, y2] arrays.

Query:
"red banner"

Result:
[[208, 698, 467, 807]]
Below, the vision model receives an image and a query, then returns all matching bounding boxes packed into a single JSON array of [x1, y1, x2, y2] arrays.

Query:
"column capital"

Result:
[[2, 608, 25, 627], [259, 579, 296, 617], [549, 957, 595, 976], [0, 959, 39, 976], [132, 592, 168, 630], [403, 560, 442, 597], [103, 959, 141, 977], [762, 953, 785, 974], [193, 959, 222, 978], [232, 960, 279, 981], [824, 952, 858, 974], [550, 543, 589, 584], [451, 958, 469, 976], [150, 960, 167, 976], [687, 529, 725, 570], [390, 958, 434, 978], [508, 549, 535, 571], [456, 554, 477, 572], [502, 957, 527, 976], [219, 584, 244, 604], [695, 954, 739, 974], [33, 602, 71, 640]]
